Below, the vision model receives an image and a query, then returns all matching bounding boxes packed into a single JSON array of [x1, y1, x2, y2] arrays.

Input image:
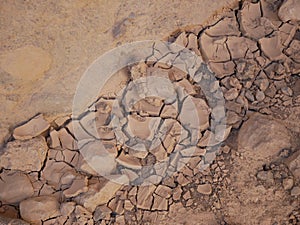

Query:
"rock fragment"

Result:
[[0, 171, 34, 204], [291, 186, 300, 196], [282, 177, 294, 190], [0, 137, 48, 172], [13, 114, 50, 140], [197, 183, 212, 195], [20, 196, 61, 223]]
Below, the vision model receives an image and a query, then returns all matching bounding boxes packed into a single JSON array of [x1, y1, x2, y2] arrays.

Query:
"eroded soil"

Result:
[[0, 0, 300, 225]]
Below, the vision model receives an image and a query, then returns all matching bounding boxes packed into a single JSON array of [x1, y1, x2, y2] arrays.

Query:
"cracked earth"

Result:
[[1, 0, 300, 224]]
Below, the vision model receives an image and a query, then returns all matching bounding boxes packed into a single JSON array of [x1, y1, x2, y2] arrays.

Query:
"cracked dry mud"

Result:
[[1, 0, 300, 224]]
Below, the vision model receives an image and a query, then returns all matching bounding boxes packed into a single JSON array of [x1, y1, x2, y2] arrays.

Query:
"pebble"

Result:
[[197, 183, 212, 195], [291, 186, 300, 196]]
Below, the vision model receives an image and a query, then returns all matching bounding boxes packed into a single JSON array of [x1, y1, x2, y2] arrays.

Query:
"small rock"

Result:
[[257, 170, 274, 185], [222, 145, 231, 154], [0, 137, 48, 172], [13, 114, 50, 140], [197, 183, 212, 195], [174, 32, 188, 47], [291, 186, 300, 196], [0, 171, 34, 204], [278, 0, 300, 22], [282, 178, 294, 190], [20, 196, 61, 223], [160, 103, 178, 119]]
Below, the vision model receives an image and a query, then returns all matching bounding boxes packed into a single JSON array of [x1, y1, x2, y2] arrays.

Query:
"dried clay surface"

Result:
[[1, 0, 300, 225]]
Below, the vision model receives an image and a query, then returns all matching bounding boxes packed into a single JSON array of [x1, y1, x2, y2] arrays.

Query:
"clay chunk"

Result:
[[20, 196, 61, 224], [13, 114, 50, 140]]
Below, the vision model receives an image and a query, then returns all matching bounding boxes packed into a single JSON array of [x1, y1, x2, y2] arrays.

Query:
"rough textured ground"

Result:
[[1, 0, 300, 224]]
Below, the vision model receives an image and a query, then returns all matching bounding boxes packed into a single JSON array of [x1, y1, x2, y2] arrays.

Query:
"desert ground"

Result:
[[0, 0, 300, 224]]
